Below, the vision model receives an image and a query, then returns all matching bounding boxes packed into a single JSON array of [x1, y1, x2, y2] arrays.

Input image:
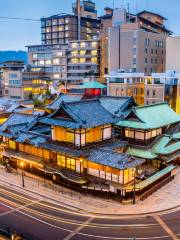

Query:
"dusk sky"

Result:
[[0, 0, 180, 50]]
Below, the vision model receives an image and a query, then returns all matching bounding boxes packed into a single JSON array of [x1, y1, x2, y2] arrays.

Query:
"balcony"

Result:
[[68, 61, 98, 66], [68, 54, 98, 58], [67, 69, 93, 74], [69, 45, 98, 51]]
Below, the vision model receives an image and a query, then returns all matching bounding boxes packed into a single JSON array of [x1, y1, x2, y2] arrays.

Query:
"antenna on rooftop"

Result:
[[127, 3, 130, 12]]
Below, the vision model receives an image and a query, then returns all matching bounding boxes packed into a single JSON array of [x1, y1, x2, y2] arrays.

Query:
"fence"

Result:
[[139, 175, 174, 201]]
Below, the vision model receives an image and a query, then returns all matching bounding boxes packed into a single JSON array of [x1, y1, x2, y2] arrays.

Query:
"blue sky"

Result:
[[0, 0, 179, 50]]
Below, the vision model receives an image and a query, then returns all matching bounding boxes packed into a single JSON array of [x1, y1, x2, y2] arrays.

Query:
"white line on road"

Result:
[[154, 215, 179, 240], [0, 202, 178, 240], [63, 217, 94, 240], [0, 198, 42, 216]]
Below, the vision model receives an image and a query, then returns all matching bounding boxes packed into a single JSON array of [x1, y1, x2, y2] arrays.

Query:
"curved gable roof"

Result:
[[117, 103, 180, 130], [40, 99, 116, 129]]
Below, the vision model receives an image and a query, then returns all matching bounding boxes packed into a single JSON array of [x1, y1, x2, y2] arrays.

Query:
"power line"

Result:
[[0, 16, 40, 22]]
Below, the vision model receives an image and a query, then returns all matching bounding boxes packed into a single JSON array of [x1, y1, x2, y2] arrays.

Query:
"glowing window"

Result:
[[91, 57, 97, 63], [72, 51, 78, 56], [72, 43, 77, 48], [80, 50, 86, 56], [53, 59, 60, 64], [91, 50, 97, 55], [80, 42, 86, 48], [32, 54, 38, 59], [56, 51, 63, 57], [71, 58, 79, 63], [54, 74, 60, 79], [9, 140, 16, 149], [24, 88, 32, 91], [45, 60, 51, 65], [80, 58, 86, 63], [92, 42, 97, 48]]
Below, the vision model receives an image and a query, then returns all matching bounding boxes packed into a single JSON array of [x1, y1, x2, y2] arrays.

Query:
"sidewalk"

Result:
[[0, 166, 179, 215]]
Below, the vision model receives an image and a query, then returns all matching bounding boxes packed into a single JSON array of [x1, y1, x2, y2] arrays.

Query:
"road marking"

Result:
[[0, 202, 179, 240], [0, 196, 159, 229], [154, 215, 178, 240], [0, 199, 42, 216], [63, 217, 94, 240], [0, 181, 180, 220]]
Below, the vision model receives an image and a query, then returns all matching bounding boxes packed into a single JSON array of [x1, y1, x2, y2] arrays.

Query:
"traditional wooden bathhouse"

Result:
[[116, 103, 180, 144], [0, 98, 145, 195], [0, 99, 179, 200], [116, 103, 180, 167]]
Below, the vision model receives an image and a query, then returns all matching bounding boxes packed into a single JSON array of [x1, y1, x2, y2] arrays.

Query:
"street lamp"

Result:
[[132, 168, 136, 204], [20, 161, 25, 188]]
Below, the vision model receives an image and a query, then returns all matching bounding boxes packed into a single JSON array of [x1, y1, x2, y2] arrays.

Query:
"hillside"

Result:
[[0, 51, 27, 63]]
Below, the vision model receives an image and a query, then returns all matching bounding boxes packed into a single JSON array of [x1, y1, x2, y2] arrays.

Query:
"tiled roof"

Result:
[[7, 104, 32, 113], [29, 125, 51, 135], [41, 99, 116, 129], [16, 131, 47, 147], [46, 93, 83, 110], [127, 132, 180, 160], [173, 132, 180, 140], [127, 147, 157, 159], [40, 142, 84, 157], [0, 113, 37, 138], [117, 103, 180, 130], [47, 94, 135, 119], [39, 141, 143, 170], [98, 96, 135, 117], [87, 149, 145, 170], [80, 81, 106, 89], [153, 134, 180, 155]]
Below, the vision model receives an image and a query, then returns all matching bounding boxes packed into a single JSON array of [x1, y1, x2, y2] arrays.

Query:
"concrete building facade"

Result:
[[107, 72, 164, 106], [0, 61, 25, 99], [99, 8, 170, 76], [152, 71, 180, 113], [27, 44, 68, 82], [41, 1, 100, 45], [166, 36, 180, 72], [107, 71, 180, 113], [67, 39, 100, 83], [108, 29, 166, 74]]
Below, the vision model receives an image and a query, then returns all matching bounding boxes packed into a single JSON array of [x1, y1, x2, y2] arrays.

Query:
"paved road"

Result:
[[0, 184, 179, 240]]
